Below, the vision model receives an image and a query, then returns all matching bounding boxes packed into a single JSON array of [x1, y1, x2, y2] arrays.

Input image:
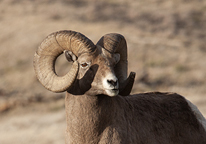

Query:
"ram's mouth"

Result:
[[105, 89, 119, 96], [111, 88, 119, 91]]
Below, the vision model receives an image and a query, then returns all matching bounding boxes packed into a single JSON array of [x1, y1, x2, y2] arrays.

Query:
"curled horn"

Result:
[[33, 30, 96, 93], [96, 33, 136, 96]]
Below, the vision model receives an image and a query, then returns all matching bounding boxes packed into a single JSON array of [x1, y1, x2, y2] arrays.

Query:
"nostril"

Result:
[[107, 80, 118, 86]]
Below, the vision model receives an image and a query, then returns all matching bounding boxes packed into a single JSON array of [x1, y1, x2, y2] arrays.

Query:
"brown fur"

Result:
[[65, 92, 206, 144]]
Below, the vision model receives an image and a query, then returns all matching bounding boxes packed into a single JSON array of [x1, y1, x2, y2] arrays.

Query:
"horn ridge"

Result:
[[34, 30, 95, 92]]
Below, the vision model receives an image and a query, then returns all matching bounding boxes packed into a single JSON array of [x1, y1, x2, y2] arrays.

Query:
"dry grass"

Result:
[[0, 0, 206, 143]]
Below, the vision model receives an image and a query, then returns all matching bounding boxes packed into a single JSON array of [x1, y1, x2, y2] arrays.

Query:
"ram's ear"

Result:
[[64, 50, 77, 62], [114, 53, 120, 64], [119, 72, 136, 96]]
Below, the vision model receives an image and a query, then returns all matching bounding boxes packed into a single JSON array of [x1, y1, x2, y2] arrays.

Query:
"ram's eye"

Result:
[[81, 63, 88, 68]]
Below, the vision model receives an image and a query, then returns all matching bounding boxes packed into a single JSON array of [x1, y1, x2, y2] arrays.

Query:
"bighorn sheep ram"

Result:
[[34, 30, 206, 144]]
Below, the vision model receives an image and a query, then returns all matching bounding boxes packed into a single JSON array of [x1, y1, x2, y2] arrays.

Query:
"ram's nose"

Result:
[[103, 73, 119, 90], [107, 79, 118, 88]]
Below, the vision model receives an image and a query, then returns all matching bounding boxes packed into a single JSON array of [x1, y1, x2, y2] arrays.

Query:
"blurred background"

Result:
[[0, 0, 206, 143]]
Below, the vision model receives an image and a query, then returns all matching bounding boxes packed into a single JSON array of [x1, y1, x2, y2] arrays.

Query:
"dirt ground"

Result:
[[0, 0, 206, 143]]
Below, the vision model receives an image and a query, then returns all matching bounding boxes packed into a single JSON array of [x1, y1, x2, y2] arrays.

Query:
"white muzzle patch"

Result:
[[103, 74, 119, 96]]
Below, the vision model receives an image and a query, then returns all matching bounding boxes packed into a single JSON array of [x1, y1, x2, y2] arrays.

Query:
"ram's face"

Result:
[[76, 46, 120, 96]]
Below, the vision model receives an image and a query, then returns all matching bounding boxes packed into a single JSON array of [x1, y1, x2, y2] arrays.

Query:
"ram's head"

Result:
[[34, 30, 135, 96]]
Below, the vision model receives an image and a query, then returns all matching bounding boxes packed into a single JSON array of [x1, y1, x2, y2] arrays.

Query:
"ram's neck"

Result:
[[65, 93, 114, 143]]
